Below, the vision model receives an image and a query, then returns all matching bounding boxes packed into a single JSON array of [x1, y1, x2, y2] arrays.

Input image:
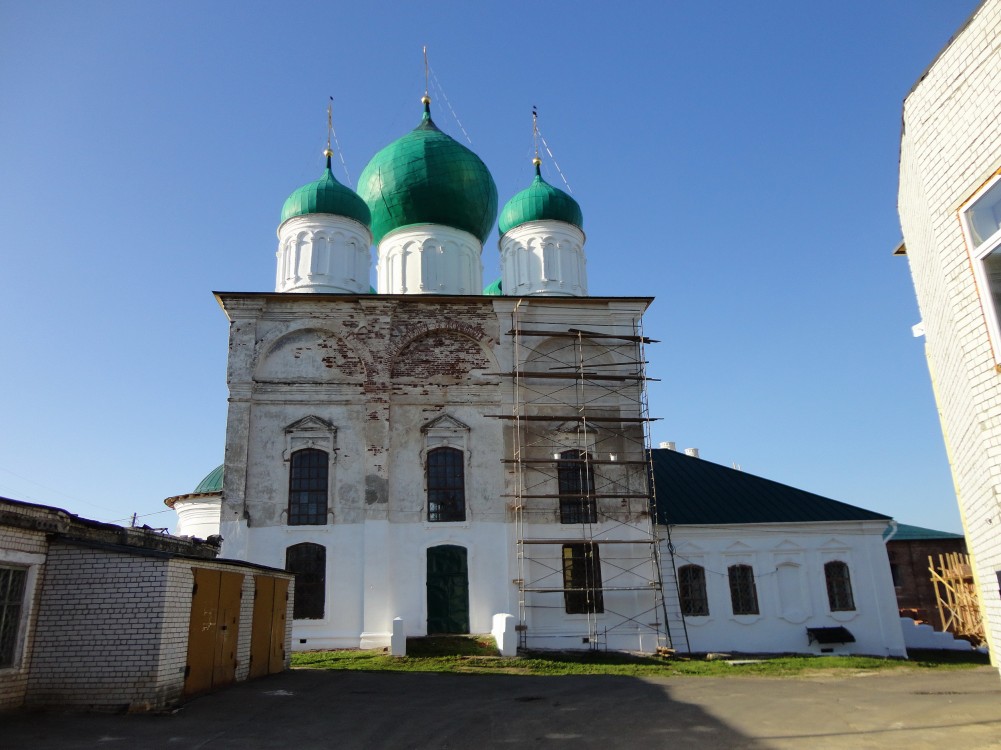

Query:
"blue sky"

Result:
[[0, 1, 980, 532]]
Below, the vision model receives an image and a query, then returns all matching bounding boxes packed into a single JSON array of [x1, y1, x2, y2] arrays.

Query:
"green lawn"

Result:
[[291, 636, 989, 678]]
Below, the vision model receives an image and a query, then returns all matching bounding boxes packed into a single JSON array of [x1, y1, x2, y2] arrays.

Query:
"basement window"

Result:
[[961, 175, 1001, 364]]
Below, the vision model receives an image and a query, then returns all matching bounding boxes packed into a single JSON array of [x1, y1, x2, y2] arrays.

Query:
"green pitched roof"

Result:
[[889, 523, 964, 541], [499, 163, 583, 235], [651, 448, 890, 525], [281, 160, 371, 227], [193, 464, 224, 494], [357, 102, 498, 245]]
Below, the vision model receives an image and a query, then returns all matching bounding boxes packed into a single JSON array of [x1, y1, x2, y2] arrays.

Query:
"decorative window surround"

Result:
[[282, 417, 336, 525], [422, 415, 470, 524]]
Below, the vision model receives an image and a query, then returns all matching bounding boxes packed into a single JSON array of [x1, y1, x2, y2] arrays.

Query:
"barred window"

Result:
[[562, 543, 604, 614], [728, 564, 759, 616], [678, 564, 709, 616], [824, 561, 856, 612], [558, 450, 597, 524], [288, 448, 328, 525], [427, 447, 465, 522], [0, 566, 27, 668], [286, 543, 325, 620]]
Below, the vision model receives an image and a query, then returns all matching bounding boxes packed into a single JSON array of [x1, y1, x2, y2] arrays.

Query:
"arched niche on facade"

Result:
[[255, 327, 365, 383]]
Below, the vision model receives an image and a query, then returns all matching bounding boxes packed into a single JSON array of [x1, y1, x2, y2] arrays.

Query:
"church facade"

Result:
[[173, 97, 669, 652], [167, 92, 908, 657]]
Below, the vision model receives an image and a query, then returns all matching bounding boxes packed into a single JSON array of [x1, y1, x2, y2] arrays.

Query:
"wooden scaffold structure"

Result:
[[929, 552, 985, 646]]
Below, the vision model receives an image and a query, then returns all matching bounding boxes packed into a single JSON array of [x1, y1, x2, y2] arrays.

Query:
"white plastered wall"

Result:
[[666, 521, 906, 656], [377, 224, 483, 294], [499, 220, 587, 297]]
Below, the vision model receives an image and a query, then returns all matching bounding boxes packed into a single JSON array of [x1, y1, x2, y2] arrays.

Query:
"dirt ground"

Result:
[[2, 666, 1000, 749]]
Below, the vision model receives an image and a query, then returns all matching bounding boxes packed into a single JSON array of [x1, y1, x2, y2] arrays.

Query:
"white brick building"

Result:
[[0, 497, 293, 712], [897, 0, 1001, 668]]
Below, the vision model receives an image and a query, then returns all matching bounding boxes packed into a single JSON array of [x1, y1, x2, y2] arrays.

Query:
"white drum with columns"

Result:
[[377, 224, 483, 295], [499, 220, 587, 297], [276, 214, 372, 294]]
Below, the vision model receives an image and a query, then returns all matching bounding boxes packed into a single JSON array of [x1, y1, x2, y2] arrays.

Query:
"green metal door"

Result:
[[426, 545, 470, 634]]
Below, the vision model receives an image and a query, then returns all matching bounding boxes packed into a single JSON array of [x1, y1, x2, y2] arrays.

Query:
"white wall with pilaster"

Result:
[[377, 225, 483, 295], [276, 214, 372, 294], [500, 220, 587, 297], [667, 521, 906, 656]]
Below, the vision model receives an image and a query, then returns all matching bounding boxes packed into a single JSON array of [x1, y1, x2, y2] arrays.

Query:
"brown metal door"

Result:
[[212, 571, 243, 688], [249, 576, 275, 679], [268, 578, 289, 674], [184, 568, 221, 697]]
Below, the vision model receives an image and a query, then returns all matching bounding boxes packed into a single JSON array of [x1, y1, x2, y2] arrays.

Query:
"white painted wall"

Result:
[[499, 220, 587, 297], [275, 214, 372, 294], [170, 494, 222, 539], [377, 224, 483, 295], [667, 521, 906, 657], [898, 0, 1001, 666]]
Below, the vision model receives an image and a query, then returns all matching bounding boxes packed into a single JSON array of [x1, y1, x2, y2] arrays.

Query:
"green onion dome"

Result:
[[498, 161, 583, 235], [357, 99, 498, 245], [483, 278, 503, 295], [281, 155, 372, 227], [193, 464, 224, 494]]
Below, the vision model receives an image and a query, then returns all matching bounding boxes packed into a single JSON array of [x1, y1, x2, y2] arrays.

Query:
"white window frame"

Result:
[[960, 172, 1001, 367], [0, 551, 44, 674]]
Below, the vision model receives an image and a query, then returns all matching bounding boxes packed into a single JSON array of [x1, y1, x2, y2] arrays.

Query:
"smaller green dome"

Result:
[[281, 157, 371, 227], [498, 163, 583, 235], [193, 464, 224, 494], [483, 278, 503, 296]]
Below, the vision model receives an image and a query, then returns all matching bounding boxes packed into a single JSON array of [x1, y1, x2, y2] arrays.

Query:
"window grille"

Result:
[[427, 447, 465, 522], [824, 561, 856, 611], [728, 564, 759, 615], [0, 566, 27, 668], [557, 450, 597, 524], [288, 448, 328, 525], [286, 543, 326, 620], [678, 564, 709, 616], [562, 543, 604, 614]]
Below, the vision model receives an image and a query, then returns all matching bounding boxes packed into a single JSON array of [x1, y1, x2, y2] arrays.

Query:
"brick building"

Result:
[[886, 524, 968, 627], [0, 497, 292, 712], [897, 0, 1001, 668]]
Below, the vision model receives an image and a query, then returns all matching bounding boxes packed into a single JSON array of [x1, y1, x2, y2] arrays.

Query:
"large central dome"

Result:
[[357, 101, 498, 245]]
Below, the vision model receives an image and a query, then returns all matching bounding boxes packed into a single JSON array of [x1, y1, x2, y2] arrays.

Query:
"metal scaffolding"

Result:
[[491, 300, 688, 652]]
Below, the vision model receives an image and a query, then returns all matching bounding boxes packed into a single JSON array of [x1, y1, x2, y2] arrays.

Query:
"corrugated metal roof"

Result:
[[890, 523, 964, 541], [652, 448, 890, 525]]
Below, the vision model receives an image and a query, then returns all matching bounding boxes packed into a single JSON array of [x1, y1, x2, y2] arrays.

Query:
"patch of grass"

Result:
[[292, 641, 989, 678]]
